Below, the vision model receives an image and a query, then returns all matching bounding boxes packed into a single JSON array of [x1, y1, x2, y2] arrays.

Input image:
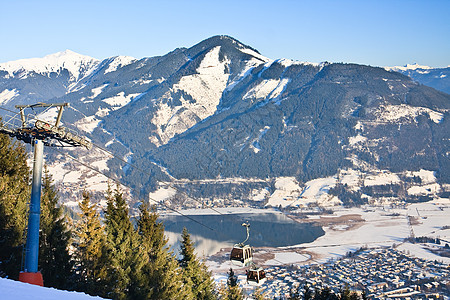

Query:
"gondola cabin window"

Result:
[[230, 245, 253, 266]]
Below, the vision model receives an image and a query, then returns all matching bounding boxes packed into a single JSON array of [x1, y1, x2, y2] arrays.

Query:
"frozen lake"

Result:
[[161, 210, 324, 257]]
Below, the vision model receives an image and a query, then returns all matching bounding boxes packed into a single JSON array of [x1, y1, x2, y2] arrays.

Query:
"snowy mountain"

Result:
[[0, 36, 449, 208], [0, 50, 100, 81], [386, 63, 450, 94], [0, 50, 99, 107]]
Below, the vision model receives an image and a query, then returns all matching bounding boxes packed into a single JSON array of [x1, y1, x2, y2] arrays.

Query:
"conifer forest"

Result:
[[0, 126, 373, 299]]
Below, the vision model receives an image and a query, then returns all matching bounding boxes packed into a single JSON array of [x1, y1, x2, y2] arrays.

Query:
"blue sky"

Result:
[[1, 0, 449, 67]]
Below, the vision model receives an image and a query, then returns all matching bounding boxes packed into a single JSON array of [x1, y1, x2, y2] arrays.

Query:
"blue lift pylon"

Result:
[[0, 103, 91, 286]]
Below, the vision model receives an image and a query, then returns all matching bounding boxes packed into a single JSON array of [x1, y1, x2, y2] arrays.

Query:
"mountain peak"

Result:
[[385, 63, 436, 72], [202, 35, 261, 53], [187, 35, 270, 64], [0, 50, 100, 80]]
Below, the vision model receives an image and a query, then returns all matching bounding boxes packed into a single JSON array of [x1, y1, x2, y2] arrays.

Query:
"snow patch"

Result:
[[266, 252, 310, 265], [407, 183, 441, 195], [348, 134, 367, 145], [151, 46, 229, 145], [0, 88, 19, 105], [90, 84, 108, 99], [238, 48, 270, 62], [149, 186, 177, 204], [250, 188, 270, 201], [95, 107, 110, 117], [278, 58, 320, 68], [104, 56, 136, 74], [300, 176, 337, 204], [266, 177, 302, 208], [102, 92, 140, 110], [250, 126, 270, 153], [372, 104, 444, 124], [75, 116, 101, 133], [224, 58, 263, 93], [266, 176, 339, 208], [37, 107, 59, 124], [339, 169, 362, 190], [243, 79, 285, 100], [410, 169, 437, 184], [363, 171, 400, 186]]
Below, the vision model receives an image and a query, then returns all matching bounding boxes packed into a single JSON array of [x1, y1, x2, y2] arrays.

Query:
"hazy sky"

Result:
[[1, 0, 449, 67]]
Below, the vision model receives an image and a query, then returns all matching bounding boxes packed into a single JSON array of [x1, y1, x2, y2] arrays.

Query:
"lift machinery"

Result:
[[0, 103, 91, 286]]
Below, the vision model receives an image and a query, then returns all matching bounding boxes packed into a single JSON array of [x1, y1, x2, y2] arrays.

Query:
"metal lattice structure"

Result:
[[0, 103, 90, 285], [1, 103, 91, 149]]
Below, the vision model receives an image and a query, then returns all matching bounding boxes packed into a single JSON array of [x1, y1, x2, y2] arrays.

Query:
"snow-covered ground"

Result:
[[0, 278, 105, 300], [290, 198, 450, 264], [207, 198, 450, 274]]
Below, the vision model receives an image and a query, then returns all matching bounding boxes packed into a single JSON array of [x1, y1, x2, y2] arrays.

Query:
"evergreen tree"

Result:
[[252, 288, 266, 300], [179, 227, 217, 300], [314, 286, 339, 300], [39, 167, 73, 289], [0, 131, 29, 279], [103, 183, 140, 299], [130, 203, 190, 300], [179, 227, 196, 268], [74, 191, 108, 296], [223, 268, 243, 300]]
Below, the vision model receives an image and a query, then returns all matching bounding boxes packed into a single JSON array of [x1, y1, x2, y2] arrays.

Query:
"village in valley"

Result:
[[201, 194, 450, 299]]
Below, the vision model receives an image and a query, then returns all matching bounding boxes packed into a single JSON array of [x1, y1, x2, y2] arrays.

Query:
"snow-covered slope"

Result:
[[150, 46, 231, 145], [1, 36, 449, 208], [0, 278, 105, 300], [0, 50, 100, 81], [386, 63, 450, 94]]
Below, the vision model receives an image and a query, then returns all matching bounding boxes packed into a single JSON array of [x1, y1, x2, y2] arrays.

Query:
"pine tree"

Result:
[[179, 227, 217, 300], [224, 268, 243, 300], [179, 227, 196, 268], [103, 183, 143, 300], [0, 131, 30, 279], [315, 286, 339, 300], [252, 288, 266, 300], [130, 203, 190, 300], [74, 191, 108, 296], [38, 167, 73, 289]]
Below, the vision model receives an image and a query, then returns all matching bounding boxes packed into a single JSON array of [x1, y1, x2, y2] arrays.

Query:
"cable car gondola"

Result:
[[230, 222, 253, 267], [246, 264, 266, 285]]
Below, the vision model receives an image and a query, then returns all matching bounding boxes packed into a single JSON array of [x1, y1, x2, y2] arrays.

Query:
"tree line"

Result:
[[1, 131, 370, 299], [0, 131, 242, 299]]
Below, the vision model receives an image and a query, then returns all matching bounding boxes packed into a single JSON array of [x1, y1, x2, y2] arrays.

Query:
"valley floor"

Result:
[[205, 198, 450, 297]]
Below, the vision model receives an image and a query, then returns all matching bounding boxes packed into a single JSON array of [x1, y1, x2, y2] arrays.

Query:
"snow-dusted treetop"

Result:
[[0, 50, 100, 80]]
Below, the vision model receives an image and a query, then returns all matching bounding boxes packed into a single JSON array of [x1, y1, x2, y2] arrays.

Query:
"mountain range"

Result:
[[0, 36, 449, 208]]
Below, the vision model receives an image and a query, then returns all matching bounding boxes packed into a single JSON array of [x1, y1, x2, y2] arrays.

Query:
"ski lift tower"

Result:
[[0, 103, 91, 286]]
